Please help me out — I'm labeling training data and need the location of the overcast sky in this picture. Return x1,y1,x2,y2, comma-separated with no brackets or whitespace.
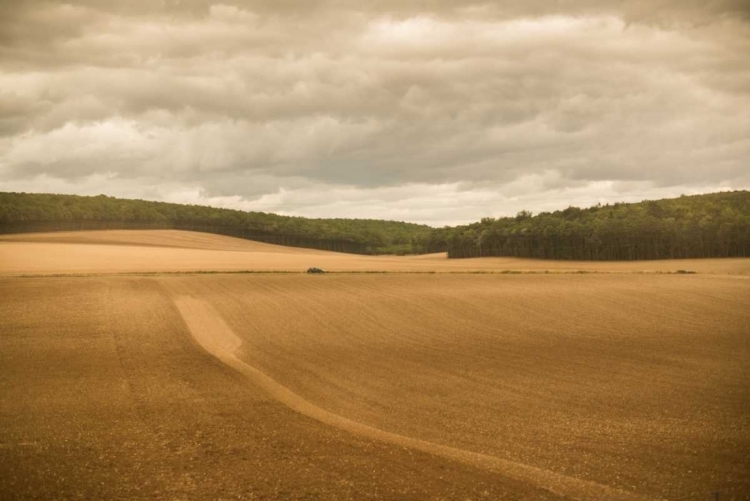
1,1,748,225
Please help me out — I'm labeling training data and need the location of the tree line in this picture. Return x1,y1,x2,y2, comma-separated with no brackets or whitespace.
433,191,750,260
1,190,748,260
0,192,432,255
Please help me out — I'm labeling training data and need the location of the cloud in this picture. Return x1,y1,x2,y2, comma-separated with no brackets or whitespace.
0,1,748,224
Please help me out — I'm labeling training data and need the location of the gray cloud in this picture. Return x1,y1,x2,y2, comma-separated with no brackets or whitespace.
0,1,748,224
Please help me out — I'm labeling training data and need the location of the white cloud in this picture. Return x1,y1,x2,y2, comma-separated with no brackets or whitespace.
0,2,748,224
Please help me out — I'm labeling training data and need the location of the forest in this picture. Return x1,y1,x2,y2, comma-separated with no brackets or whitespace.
0,192,431,255
435,191,750,260
1,190,749,260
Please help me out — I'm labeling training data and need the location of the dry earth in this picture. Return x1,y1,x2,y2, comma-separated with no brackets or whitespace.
1,230,749,500
2,230,749,275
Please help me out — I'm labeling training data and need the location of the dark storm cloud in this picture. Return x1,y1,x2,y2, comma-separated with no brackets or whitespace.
0,0,748,224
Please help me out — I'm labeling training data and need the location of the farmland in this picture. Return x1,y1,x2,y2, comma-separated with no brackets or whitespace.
1,230,749,500
2,230,750,276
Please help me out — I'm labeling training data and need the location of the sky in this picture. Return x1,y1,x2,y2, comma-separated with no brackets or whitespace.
1,1,748,226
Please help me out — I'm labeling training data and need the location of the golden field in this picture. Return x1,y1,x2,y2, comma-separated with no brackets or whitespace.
1,230,748,500
2,230,750,275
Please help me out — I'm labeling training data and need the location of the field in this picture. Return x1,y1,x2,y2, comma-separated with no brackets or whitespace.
1,230,749,500
3,230,750,276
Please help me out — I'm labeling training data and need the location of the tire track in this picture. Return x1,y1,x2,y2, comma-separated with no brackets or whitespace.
174,296,659,501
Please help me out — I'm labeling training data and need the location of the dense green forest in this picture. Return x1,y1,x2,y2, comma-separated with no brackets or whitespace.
0,192,432,255
1,191,749,259
435,191,750,260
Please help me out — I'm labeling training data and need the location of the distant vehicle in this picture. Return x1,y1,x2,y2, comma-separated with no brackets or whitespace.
307,267,325,274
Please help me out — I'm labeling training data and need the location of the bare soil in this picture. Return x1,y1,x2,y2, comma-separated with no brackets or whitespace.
1,230,749,500
0,277,560,501
2,229,749,275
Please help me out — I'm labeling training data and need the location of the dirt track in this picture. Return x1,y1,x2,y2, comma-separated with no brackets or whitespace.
165,273,750,501
1,230,749,500
176,295,654,501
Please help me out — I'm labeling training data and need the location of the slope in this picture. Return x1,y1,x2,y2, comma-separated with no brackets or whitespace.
1,229,750,276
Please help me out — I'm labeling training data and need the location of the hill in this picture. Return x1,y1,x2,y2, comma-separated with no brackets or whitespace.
1,191,749,259
3,229,749,276
433,191,750,260
0,192,432,255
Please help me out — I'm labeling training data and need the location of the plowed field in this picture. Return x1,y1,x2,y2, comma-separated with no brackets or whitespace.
1,230,748,500
2,230,749,275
